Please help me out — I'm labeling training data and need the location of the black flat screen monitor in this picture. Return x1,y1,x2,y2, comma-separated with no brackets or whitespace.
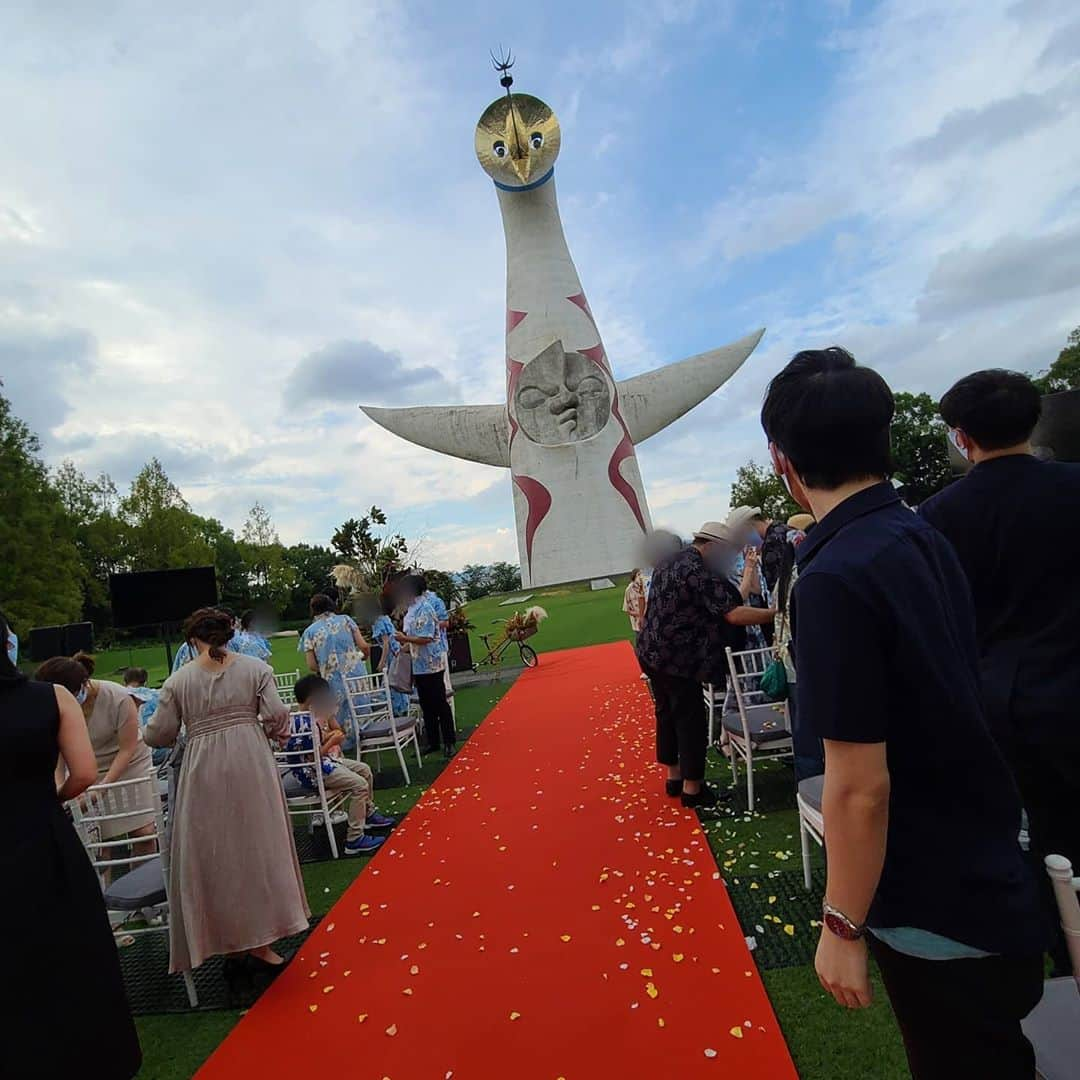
109,567,218,629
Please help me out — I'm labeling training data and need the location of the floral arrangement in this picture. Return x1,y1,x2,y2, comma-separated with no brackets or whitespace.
447,606,474,633
504,605,549,637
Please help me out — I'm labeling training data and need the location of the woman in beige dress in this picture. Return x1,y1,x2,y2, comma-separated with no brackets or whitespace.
36,652,156,846
145,607,310,978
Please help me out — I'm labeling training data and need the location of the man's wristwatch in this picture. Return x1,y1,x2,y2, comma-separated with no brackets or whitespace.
822,901,865,941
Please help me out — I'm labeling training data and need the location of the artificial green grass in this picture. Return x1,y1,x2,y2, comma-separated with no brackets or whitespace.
763,963,910,1079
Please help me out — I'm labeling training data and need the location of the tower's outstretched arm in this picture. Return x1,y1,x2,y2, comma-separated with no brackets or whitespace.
360,403,510,467
360,328,764,465
617,328,765,445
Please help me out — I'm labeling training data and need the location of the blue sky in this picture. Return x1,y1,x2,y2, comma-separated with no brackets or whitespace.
2,1,1078,568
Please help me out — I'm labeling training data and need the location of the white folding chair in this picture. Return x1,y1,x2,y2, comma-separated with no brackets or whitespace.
796,774,825,890
69,770,198,1006
723,645,793,812
345,671,423,786
274,669,300,707
1021,855,1080,1079
275,711,349,859
702,682,726,747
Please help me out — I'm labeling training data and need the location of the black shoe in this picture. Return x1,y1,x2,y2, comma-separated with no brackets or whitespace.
665,779,683,798
443,744,457,760
425,745,441,755
681,785,731,810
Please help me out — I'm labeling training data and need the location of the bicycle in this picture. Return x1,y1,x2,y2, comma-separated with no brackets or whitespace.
472,618,539,670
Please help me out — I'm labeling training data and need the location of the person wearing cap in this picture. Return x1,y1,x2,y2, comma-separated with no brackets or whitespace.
636,521,777,811
725,505,774,649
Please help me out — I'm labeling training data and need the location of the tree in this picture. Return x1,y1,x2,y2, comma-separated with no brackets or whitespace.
488,561,522,594
421,568,462,608
241,502,279,547
458,563,492,601
52,459,127,628
890,391,952,505
238,502,293,611
1033,327,1080,393
118,458,216,571
0,386,84,630
729,461,800,522
331,506,410,593
282,544,338,619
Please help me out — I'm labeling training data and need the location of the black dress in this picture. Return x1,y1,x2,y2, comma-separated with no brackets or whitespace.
0,678,142,1080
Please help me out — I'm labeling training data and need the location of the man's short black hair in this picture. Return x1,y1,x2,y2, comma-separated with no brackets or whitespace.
939,369,1042,451
761,346,894,490
294,673,330,704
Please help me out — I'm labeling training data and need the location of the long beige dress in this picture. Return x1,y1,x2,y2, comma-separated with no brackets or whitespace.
145,654,311,972
85,679,156,839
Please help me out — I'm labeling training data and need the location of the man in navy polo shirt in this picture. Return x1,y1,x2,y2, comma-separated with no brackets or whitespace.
761,347,1045,1079
919,370,1080,974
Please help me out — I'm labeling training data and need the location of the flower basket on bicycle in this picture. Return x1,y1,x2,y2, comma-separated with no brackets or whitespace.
474,606,548,671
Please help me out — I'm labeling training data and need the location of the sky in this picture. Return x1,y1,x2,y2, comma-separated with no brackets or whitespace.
2,0,1078,570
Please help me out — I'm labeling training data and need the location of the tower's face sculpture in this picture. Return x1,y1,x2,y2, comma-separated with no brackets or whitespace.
513,341,612,446
475,93,561,188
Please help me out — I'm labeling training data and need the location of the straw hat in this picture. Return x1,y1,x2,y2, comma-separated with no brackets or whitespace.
691,521,735,544
787,513,815,531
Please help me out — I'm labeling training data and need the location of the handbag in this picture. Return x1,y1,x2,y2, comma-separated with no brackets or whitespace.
760,657,789,702
388,648,413,695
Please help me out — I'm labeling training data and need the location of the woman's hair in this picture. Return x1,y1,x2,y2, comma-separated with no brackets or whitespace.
310,593,336,617
630,568,640,581
240,609,255,630
0,611,23,685
182,607,235,662
400,575,424,600
123,666,148,686
380,591,396,617
34,656,88,694
72,651,96,678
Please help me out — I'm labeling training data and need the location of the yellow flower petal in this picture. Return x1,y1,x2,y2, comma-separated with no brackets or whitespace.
729,1026,743,1039
322,985,334,994
357,1014,367,1023
308,1005,318,1013
560,934,572,942
645,982,659,999
509,1011,521,1021
402,988,413,996
616,938,625,947
658,1017,666,1028
410,965,419,975
783,924,795,936
672,953,684,963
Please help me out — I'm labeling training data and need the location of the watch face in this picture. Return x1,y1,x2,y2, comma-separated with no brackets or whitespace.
823,910,861,941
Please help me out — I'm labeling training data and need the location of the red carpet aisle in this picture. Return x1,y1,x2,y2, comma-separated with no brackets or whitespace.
198,643,796,1079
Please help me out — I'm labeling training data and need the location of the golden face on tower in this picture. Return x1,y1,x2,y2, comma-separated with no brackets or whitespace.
475,94,561,188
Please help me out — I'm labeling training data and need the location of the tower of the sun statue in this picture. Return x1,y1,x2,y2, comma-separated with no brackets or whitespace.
361,56,764,587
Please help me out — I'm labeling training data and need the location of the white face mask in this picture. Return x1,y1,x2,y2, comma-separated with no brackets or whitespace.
75,685,89,705
948,428,970,462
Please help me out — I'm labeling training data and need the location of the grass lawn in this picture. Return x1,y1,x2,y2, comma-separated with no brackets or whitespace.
109,581,907,1079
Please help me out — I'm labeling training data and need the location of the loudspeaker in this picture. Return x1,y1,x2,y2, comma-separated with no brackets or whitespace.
28,625,64,662
109,567,218,629
448,632,473,673
64,622,94,654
